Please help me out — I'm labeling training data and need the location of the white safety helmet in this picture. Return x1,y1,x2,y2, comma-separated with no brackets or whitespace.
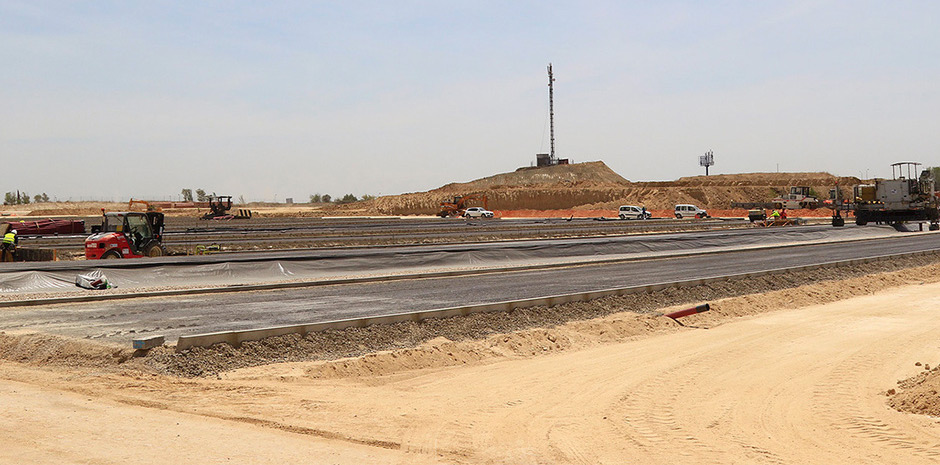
10,230,15,234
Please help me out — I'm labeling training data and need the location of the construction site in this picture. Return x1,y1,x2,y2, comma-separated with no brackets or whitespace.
1,155,940,464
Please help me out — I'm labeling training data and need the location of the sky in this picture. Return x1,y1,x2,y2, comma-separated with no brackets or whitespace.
2,1,939,202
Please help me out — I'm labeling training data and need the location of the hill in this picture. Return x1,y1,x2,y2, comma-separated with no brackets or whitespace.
337,162,858,216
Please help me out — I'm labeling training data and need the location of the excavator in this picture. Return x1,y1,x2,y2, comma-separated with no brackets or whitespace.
438,194,488,217
128,199,161,212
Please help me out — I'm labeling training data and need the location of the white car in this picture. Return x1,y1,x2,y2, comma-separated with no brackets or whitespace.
464,207,494,218
619,205,651,220
674,204,709,219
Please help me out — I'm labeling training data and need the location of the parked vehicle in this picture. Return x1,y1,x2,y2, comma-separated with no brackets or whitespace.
619,205,651,220
85,212,166,259
674,204,709,219
463,207,494,218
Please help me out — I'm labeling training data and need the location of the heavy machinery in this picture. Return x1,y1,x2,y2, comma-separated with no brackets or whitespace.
438,194,488,218
85,211,167,259
201,196,252,220
851,162,939,229
731,186,819,210
128,199,161,212
771,186,818,210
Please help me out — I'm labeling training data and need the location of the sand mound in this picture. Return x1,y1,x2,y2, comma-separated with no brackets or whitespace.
436,161,630,191
0,332,134,368
667,172,857,187
887,364,940,416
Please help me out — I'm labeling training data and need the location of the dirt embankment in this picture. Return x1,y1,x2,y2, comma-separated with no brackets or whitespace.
329,162,860,216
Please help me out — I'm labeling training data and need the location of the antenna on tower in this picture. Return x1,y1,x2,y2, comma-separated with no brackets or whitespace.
534,63,569,167
699,150,715,176
548,63,555,163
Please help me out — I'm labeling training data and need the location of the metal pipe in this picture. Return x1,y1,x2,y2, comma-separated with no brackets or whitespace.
664,303,710,320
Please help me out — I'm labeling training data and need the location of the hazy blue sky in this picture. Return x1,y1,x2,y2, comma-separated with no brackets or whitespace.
2,1,938,201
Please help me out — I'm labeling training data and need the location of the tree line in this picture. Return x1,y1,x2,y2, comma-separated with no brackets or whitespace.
309,193,375,204
4,191,50,205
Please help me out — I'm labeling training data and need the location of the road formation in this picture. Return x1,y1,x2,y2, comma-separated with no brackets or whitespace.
2,226,938,345
18,215,756,254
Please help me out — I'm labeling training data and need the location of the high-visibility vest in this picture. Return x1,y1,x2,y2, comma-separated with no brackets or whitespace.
2,232,14,245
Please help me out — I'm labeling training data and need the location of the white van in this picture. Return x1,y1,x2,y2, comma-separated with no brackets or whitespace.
674,204,709,219
619,205,651,220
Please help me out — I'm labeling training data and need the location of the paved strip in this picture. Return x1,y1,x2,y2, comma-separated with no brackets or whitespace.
0,225,907,295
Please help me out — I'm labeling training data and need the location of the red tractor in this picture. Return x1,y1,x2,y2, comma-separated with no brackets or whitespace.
85,212,167,259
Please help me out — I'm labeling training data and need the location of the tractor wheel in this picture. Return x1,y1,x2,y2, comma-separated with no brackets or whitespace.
146,244,164,257
101,250,122,259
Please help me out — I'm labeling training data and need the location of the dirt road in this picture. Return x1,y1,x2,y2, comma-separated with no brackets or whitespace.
2,280,940,463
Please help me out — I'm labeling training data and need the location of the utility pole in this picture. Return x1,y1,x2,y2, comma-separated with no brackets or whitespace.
548,63,555,163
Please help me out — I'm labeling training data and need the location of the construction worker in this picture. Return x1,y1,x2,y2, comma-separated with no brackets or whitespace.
780,208,788,219
770,209,781,219
2,229,17,262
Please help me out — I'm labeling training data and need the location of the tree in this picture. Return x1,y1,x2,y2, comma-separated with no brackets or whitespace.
309,194,322,203
181,189,193,202
238,195,246,205
41,193,49,202
21,192,30,204
195,189,208,202
3,192,13,205
33,194,42,203
337,194,358,204
321,194,331,203
360,194,375,201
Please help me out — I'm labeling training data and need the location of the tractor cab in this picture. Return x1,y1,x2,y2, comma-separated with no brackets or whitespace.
202,195,235,219
85,212,166,259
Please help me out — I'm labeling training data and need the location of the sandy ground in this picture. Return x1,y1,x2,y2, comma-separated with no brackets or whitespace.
3,276,940,463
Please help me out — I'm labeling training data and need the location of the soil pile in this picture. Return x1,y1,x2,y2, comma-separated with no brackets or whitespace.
330,162,860,216
887,363,940,416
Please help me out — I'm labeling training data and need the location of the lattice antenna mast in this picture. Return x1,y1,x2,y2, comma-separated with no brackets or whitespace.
548,63,555,162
